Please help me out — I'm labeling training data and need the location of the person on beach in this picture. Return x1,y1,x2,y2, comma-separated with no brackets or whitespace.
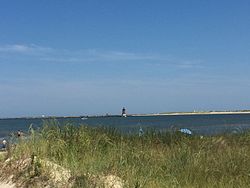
17,130,23,137
139,127,144,137
2,139,7,149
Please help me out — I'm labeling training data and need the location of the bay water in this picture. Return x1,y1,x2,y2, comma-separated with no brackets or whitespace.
1,114,250,138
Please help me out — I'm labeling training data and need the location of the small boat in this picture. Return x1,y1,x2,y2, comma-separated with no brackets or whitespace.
81,117,88,120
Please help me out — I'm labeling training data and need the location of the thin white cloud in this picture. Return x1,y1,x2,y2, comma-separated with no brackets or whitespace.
0,43,203,69
177,60,204,69
41,50,166,63
0,44,30,52
0,44,53,54
96,51,160,61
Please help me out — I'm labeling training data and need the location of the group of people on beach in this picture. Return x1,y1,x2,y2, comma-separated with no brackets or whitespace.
1,130,24,150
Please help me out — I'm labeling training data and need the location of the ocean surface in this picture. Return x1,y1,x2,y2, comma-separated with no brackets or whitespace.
1,114,250,138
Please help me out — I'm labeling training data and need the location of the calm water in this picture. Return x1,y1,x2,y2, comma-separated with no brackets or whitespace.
1,114,250,138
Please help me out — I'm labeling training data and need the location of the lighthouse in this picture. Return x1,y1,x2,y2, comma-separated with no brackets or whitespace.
122,107,127,117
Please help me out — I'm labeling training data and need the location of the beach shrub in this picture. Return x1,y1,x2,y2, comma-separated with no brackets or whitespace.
5,120,250,188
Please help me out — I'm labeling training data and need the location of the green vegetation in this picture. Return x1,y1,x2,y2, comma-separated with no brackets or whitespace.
1,120,250,187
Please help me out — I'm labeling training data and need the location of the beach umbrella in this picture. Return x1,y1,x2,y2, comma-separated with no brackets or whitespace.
179,128,192,135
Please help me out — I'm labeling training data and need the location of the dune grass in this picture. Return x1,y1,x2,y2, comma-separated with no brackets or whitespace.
5,120,250,187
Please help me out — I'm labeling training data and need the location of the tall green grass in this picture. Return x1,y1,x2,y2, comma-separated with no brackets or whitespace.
7,120,250,187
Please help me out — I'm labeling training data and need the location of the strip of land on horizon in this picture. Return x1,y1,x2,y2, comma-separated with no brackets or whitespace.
131,110,250,116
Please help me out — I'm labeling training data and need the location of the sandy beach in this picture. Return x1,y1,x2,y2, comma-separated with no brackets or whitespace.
131,111,250,116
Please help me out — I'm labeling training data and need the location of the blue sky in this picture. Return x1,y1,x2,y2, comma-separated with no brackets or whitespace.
0,0,250,117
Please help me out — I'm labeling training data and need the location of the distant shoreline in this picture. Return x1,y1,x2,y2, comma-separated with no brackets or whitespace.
131,111,250,116
1,111,250,120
